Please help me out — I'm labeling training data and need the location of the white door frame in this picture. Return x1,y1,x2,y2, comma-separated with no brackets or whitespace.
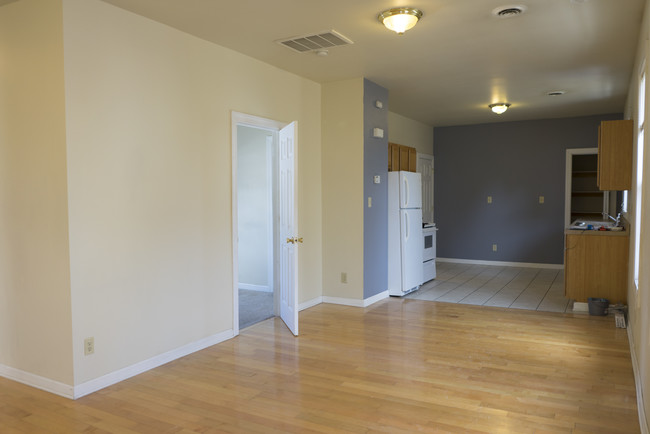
417,153,434,224
231,112,286,336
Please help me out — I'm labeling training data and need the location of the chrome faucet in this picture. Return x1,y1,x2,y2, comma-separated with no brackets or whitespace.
603,212,621,227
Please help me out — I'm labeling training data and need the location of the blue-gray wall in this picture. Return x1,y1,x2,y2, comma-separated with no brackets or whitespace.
434,113,622,265
363,79,389,298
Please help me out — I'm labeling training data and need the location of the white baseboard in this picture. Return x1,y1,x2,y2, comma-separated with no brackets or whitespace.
362,290,389,307
0,364,74,399
73,329,234,399
437,257,563,269
239,283,272,292
322,290,389,308
628,326,649,434
299,296,322,311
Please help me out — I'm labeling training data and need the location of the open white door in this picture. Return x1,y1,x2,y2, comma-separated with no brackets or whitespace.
279,122,299,336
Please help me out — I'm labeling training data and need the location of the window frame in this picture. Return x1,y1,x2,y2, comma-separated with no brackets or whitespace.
634,60,646,290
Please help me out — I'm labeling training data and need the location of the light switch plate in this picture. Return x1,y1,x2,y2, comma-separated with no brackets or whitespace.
373,128,384,138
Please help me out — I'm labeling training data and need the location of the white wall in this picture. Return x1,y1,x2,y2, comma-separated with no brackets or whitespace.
0,0,74,385
388,111,434,155
625,0,650,429
62,0,322,385
321,79,364,300
237,126,272,289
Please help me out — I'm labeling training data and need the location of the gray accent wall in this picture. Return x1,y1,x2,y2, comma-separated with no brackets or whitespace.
363,79,389,298
434,113,622,265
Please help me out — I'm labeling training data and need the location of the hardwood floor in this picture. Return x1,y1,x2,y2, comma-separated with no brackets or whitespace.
0,300,640,433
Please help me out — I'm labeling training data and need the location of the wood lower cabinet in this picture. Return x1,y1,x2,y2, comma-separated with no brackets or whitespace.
388,142,416,172
564,232,629,303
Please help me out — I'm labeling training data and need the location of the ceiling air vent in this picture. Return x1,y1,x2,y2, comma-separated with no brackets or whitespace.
492,5,527,18
276,30,353,54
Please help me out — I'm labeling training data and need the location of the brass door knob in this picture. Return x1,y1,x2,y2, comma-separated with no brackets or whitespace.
286,238,295,244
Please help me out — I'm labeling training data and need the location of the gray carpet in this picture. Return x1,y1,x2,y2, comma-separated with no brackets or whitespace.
239,288,274,329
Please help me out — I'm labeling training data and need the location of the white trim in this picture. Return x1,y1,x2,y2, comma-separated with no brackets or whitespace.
0,365,74,399
323,290,389,308
322,296,366,307
239,283,272,293
299,296,322,311
363,290,389,306
627,326,649,434
436,257,563,269
416,152,434,224
73,329,234,399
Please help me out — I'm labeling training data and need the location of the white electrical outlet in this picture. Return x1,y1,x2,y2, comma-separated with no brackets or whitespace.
492,244,498,252
341,272,347,284
84,337,94,356
368,197,372,208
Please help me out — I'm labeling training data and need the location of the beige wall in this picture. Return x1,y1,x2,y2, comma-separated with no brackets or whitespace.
625,0,650,428
62,0,322,384
0,0,74,384
321,79,364,299
388,111,434,155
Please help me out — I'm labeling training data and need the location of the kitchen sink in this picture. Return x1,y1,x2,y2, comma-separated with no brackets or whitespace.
569,220,617,230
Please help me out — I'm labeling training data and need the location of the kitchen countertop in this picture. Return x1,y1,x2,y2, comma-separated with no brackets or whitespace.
564,228,629,237
566,217,630,237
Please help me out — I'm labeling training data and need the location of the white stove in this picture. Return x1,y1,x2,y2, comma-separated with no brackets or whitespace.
422,224,437,282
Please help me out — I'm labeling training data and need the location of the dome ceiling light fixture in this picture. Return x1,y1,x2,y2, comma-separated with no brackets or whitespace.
489,103,511,114
378,7,423,35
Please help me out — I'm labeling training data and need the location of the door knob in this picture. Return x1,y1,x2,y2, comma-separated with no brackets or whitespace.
295,237,303,244
286,238,295,244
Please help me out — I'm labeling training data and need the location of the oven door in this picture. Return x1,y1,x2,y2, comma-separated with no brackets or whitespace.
422,229,436,262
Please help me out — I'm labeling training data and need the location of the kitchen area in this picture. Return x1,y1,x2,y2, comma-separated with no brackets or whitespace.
564,119,633,311
392,116,634,317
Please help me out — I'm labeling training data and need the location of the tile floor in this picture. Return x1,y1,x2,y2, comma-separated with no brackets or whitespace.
406,261,574,313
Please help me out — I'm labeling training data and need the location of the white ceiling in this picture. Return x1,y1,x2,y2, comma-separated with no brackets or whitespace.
100,0,645,127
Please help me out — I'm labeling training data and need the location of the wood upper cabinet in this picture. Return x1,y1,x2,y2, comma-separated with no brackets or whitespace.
597,120,633,190
564,232,629,303
388,142,416,172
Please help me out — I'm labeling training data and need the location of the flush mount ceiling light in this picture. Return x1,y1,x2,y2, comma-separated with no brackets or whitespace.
489,103,511,114
378,7,423,34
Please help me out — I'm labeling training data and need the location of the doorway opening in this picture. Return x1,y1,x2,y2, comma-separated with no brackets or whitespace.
231,112,299,336
564,148,610,228
236,125,277,329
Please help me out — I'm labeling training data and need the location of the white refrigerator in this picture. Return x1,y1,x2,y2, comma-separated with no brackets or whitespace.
388,171,424,296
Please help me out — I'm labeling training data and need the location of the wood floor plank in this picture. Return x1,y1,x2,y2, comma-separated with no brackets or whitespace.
0,300,640,433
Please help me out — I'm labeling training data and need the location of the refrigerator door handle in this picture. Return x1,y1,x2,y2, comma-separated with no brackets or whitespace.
403,176,409,208
404,211,409,241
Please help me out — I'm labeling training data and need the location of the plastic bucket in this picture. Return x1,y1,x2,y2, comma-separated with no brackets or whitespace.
588,297,609,316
